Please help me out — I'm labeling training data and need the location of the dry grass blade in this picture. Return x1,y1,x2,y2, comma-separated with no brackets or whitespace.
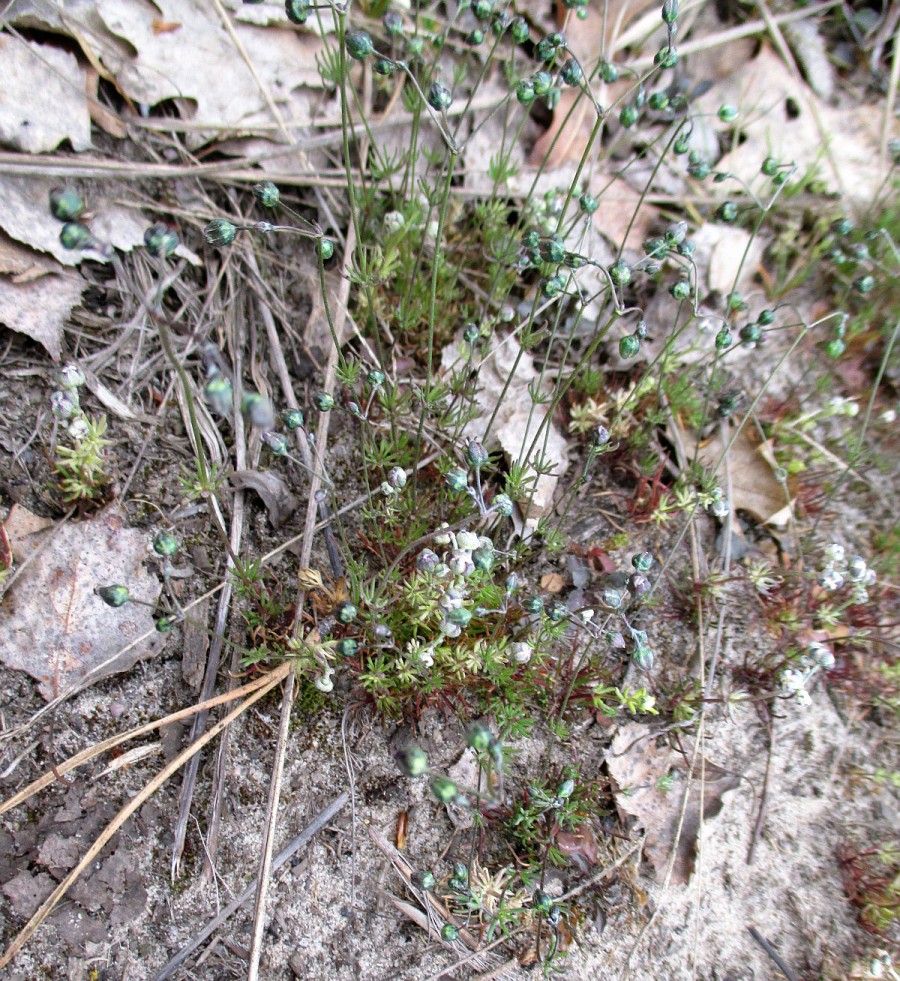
0,666,288,970
0,663,290,818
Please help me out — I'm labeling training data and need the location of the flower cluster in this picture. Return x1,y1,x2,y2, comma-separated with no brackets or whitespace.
817,543,877,604
420,526,497,640
777,641,835,707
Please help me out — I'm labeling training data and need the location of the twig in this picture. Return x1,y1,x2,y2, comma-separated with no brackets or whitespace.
748,926,799,981
244,216,355,980
150,792,348,981
747,707,774,865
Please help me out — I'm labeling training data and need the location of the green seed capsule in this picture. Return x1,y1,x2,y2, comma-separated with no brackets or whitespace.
204,376,233,416
314,392,335,411
632,551,653,572
412,870,436,891
772,171,789,186
285,0,309,24
445,468,469,492
316,238,334,260
533,890,552,914
853,274,875,294
535,37,556,62
397,744,428,777
511,17,529,43
282,408,304,430
760,157,779,176
492,493,513,516
673,135,689,155
655,46,678,68
446,607,472,627
516,80,535,105
541,274,566,298
825,338,845,358
144,222,180,258
600,61,618,83
715,327,733,351
467,28,484,45
739,323,762,346
561,58,583,86
619,105,639,128
579,193,598,214
466,721,493,752
716,201,738,222
441,924,460,942
60,222,92,250
831,217,853,237
609,259,632,286
427,82,452,111
757,309,775,326
155,615,178,633
523,595,544,614
373,57,395,76
383,10,404,35
430,776,458,803
338,638,358,657
717,104,738,123
473,0,492,19
345,30,374,60
531,71,552,97
539,235,566,263
632,644,654,670
153,531,179,557
253,181,280,208
465,439,489,469
619,334,641,359
648,92,669,111
96,584,130,608
337,602,357,624
204,219,237,247
49,187,85,222
670,279,691,301
662,0,678,24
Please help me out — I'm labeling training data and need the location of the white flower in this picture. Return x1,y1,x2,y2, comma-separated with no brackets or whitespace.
794,689,812,708
67,416,90,440
778,668,804,694
710,499,730,518
59,363,86,389
456,531,479,552
847,556,868,581
818,567,844,591
434,523,453,546
808,642,834,669
511,641,533,664
383,211,405,234
824,543,845,565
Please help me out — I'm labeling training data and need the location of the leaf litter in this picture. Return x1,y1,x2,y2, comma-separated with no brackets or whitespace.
0,503,166,700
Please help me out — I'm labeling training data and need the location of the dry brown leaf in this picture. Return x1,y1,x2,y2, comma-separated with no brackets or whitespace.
441,332,569,532
692,424,794,527
0,267,84,360
3,504,55,559
693,223,765,297
230,469,298,528
541,572,565,593
529,0,658,169
698,45,896,208
84,64,128,139
0,35,91,153
33,0,325,148
0,175,148,267
0,504,166,701
607,723,740,884
0,232,60,284
590,175,655,253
